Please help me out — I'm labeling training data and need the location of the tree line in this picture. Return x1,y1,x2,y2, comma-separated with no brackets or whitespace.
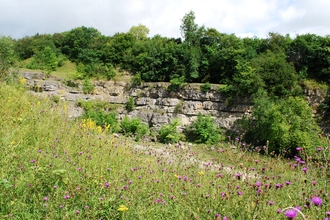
9,11,330,96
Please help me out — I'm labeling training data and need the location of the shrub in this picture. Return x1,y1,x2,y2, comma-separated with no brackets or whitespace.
104,64,116,80
131,72,143,87
81,109,120,133
200,82,211,92
167,76,186,91
158,119,182,143
126,97,135,112
121,115,149,141
185,114,221,144
242,91,326,156
82,78,94,94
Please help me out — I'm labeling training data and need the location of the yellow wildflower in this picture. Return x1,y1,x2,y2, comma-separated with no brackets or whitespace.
198,171,204,176
118,205,128,212
19,77,27,85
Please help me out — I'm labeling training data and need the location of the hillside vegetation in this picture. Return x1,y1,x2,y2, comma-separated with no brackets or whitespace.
0,81,329,219
0,9,330,219
1,10,330,154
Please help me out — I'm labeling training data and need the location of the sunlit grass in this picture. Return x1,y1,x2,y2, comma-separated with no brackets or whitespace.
51,60,77,79
0,82,329,219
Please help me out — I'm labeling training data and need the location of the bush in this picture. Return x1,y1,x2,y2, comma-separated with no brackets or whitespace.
131,72,143,87
242,91,325,156
126,97,135,112
82,78,94,94
121,115,149,141
200,82,211,92
158,119,182,143
185,114,221,144
167,76,186,91
81,109,120,133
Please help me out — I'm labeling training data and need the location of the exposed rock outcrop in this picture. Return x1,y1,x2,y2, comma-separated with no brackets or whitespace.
20,71,329,134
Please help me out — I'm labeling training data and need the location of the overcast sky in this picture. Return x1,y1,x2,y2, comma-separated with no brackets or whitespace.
1,0,330,39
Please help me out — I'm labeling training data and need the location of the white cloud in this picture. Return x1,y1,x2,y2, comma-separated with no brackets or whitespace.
0,0,330,39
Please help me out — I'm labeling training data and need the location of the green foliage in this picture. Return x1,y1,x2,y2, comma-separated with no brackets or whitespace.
251,50,301,98
82,78,94,94
180,10,205,47
42,46,58,75
23,46,60,76
62,26,101,63
81,109,120,133
200,82,211,92
120,115,149,141
167,76,186,91
242,91,325,156
131,72,143,87
128,24,150,41
0,35,16,81
125,97,135,112
14,33,56,60
104,63,116,80
185,114,221,144
157,119,182,143
220,59,265,97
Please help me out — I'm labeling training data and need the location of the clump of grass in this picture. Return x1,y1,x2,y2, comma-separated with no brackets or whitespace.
0,82,329,219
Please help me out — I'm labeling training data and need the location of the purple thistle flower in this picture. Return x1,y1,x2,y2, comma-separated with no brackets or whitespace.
44,197,48,201
276,183,283,189
238,191,242,196
302,167,308,173
284,209,297,219
105,182,109,188
286,181,291,185
317,147,322,151
311,197,322,206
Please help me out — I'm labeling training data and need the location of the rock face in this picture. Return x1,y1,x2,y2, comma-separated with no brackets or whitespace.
20,71,329,133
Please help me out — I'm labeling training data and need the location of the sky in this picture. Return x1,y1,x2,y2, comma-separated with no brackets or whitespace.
1,0,330,39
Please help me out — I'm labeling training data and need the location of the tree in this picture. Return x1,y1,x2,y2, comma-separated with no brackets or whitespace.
62,26,101,63
129,24,150,41
104,32,136,66
42,46,58,74
0,36,15,80
288,34,330,82
180,10,205,47
14,34,55,60
251,50,300,98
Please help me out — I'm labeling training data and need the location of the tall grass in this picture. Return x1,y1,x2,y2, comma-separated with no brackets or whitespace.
0,82,329,219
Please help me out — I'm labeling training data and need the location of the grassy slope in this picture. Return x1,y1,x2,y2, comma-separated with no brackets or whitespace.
0,82,329,219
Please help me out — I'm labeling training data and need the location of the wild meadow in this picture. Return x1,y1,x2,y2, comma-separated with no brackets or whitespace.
0,82,329,220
